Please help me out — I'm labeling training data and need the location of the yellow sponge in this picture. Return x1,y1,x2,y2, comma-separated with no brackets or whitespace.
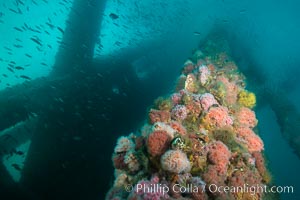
238,90,256,108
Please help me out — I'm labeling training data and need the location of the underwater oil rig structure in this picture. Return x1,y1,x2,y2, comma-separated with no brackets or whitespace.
0,0,299,200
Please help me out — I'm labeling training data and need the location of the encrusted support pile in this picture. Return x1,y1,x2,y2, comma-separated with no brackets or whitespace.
106,40,276,200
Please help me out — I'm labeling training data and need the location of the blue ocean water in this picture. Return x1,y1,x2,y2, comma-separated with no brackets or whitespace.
257,106,300,200
0,0,299,199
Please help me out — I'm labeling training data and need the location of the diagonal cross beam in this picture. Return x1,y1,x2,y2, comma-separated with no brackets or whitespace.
0,0,107,198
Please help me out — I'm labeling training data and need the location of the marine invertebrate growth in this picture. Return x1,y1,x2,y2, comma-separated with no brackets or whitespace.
124,151,140,173
171,105,188,121
208,141,231,166
169,121,187,136
200,93,219,111
182,60,195,75
147,130,171,157
204,141,231,186
236,127,264,153
107,41,270,200
185,74,198,93
114,136,135,153
216,75,240,105
161,150,191,173
171,92,182,105
152,122,176,139
238,90,256,108
235,107,258,128
148,109,171,124
198,65,210,86
154,97,172,111
202,106,233,129
128,175,169,200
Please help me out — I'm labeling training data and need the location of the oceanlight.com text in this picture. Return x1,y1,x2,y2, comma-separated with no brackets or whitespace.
125,183,294,196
